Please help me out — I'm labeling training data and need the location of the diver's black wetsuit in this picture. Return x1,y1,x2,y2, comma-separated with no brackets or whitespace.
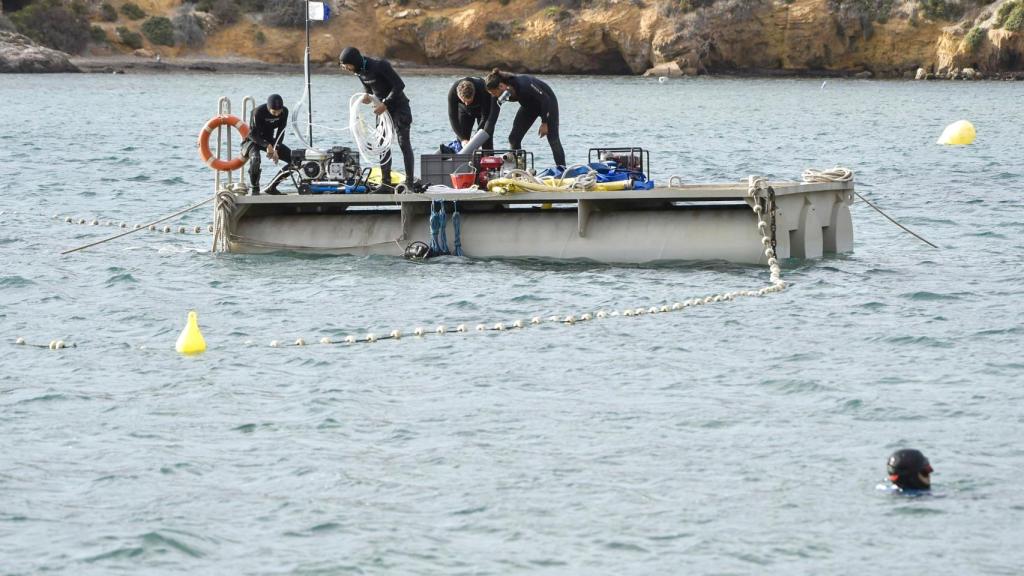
354,57,415,185
245,104,292,194
505,74,566,168
447,77,499,151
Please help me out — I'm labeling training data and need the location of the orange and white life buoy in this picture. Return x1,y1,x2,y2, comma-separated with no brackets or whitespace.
197,115,250,171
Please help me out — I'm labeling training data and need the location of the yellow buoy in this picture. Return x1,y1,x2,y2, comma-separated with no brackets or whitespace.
937,120,976,145
175,310,207,355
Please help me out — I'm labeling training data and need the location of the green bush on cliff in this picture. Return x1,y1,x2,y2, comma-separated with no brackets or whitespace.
116,25,143,49
99,2,118,22
120,2,147,20
142,16,175,46
211,0,241,24
10,0,91,54
995,0,1024,31
963,25,985,52
264,0,306,27
90,25,108,43
918,0,963,21
172,10,206,47
0,14,17,32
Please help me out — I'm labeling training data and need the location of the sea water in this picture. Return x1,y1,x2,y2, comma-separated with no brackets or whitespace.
0,73,1022,574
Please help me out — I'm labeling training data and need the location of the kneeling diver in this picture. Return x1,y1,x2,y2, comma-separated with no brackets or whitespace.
242,94,294,195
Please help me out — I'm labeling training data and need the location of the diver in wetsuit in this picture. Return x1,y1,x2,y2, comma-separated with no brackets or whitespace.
447,77,500,152
484,68,566,169
339,47,416,191
887,448,933,491
243,94,292,195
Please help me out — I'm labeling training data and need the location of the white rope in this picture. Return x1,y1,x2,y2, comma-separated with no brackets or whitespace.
348,93,395,166
801,166,853,183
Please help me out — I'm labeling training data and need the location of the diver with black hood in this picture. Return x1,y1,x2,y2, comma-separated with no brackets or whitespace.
339,46,417,192
242,94,292,195
885,448,934,492
484,68,566,169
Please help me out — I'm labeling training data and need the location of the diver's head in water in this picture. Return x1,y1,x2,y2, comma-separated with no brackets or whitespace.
887,449,933,490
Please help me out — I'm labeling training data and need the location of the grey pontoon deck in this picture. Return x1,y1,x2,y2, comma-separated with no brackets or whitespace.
221,180,854,264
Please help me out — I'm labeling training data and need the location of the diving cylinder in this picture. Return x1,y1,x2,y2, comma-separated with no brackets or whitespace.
461,129,491,156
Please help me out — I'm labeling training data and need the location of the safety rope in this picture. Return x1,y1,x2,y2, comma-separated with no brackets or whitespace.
428,200,449,256
452,201,463,256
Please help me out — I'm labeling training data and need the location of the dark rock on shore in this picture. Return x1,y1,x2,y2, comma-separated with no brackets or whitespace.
0,31,79,73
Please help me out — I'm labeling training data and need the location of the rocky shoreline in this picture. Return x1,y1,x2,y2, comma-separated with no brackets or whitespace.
0,31,79,73
61,54,1024,81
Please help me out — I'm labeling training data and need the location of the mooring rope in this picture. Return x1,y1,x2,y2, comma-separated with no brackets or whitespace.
212,189,237,253
58,215,212,235
802,166,937,249
60,197,215,255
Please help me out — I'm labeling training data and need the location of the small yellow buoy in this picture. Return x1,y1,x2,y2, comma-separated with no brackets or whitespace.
175,310,207,355
937,120,976,145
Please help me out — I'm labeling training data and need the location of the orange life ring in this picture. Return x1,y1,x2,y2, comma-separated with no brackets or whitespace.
197,115,251,171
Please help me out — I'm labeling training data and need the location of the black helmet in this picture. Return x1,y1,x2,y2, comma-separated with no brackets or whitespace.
887,449,933,490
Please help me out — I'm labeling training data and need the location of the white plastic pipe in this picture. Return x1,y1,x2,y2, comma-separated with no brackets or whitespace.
461,129,491,156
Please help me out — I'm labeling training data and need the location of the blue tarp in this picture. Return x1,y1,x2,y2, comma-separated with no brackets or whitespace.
537,162,654,190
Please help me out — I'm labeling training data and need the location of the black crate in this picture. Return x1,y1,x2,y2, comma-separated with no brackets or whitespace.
420,153,474,187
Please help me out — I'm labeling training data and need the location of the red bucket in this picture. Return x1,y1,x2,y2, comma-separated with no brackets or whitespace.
450,172,476,189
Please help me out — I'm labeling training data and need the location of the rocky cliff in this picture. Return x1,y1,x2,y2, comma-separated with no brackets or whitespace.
0,31,79,73
66,0,1024,77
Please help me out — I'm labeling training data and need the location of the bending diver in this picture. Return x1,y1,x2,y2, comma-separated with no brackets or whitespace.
484,68,566,169
447,77,500,152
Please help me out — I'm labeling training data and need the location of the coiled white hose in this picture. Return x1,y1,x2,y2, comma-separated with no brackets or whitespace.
348,93,395,166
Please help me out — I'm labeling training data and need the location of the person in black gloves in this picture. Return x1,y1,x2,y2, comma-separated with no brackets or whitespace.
242,94,292,195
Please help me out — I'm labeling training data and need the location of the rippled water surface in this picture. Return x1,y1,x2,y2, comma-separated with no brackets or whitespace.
1,73,1023,574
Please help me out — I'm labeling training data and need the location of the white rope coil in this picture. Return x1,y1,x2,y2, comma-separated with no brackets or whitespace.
802,167,853,183
348,93,395,166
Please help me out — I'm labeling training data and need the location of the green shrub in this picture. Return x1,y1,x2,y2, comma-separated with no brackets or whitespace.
142,16,175,46
0,14,16,32
963,25,985,52
99,2,118,21
263,0,305,27
90,24,108,43
211,0,241,24
237,0,266,12
254,29,266,44
10,0,91,54
120,2,147,20
117,25,143,49
995,0,1024,31
172,11,206,47
918,0,962,21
